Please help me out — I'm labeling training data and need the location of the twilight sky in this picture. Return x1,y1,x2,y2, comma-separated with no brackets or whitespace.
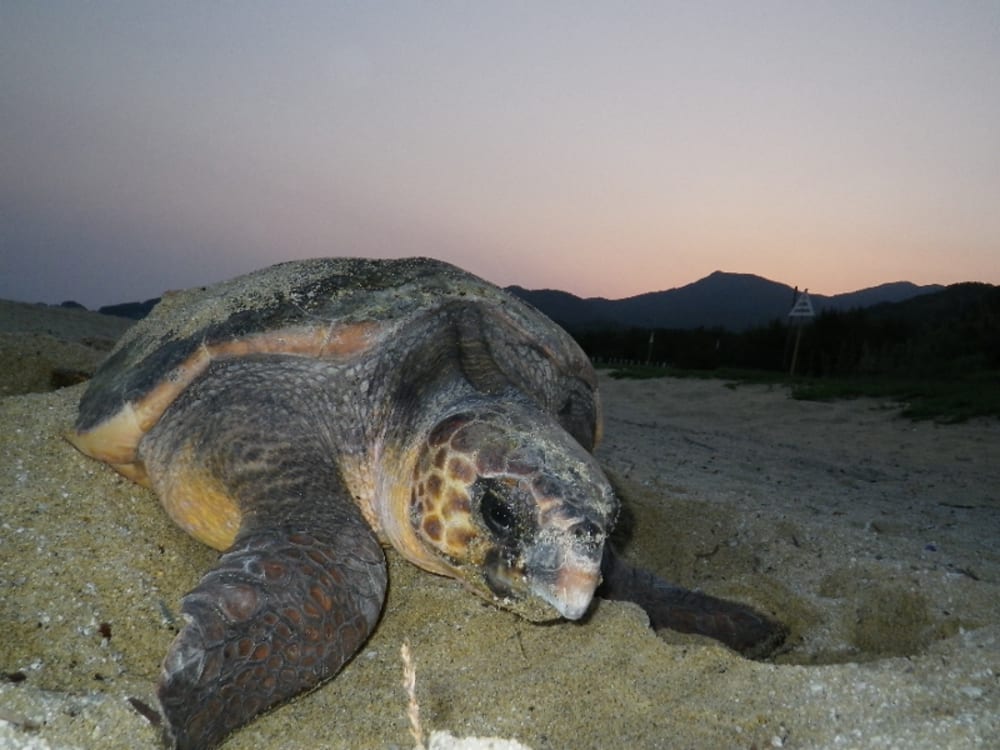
3,2,999,309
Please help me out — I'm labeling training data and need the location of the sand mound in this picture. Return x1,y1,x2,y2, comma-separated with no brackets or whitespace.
0,301,133,397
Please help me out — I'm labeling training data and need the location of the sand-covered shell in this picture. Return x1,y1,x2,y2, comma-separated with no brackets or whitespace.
68,257,595,482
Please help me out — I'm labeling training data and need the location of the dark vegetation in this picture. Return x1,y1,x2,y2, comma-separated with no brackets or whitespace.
572,283,1000,422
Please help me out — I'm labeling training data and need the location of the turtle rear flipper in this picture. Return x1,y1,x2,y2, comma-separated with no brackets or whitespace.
598,546,787,659
158,524,386,750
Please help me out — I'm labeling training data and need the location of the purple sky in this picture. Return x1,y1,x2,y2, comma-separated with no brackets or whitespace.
3,2,999,309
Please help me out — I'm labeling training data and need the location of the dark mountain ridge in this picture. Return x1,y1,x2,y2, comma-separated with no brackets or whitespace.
80,271,951,330
508,271,945,332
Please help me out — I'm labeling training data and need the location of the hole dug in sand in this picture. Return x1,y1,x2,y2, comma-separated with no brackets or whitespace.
811,568,966,664
607,470,971,667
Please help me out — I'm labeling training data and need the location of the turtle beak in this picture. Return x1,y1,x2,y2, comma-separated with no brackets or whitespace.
526,541,603,620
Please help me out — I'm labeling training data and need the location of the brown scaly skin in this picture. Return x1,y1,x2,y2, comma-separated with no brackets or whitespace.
404,400,614,622
156,528,384,748
139,357,389,749
67,258,786,749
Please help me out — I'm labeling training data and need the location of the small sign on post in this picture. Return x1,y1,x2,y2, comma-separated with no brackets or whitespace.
788,290,815,376
788,291,815,319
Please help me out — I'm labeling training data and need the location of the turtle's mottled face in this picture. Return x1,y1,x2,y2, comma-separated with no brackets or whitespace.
408,407,618,622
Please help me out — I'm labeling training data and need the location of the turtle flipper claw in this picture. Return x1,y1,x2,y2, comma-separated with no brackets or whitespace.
158,529,386,750
598,546,787,659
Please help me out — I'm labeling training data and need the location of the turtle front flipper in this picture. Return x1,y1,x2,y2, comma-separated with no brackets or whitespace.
157,523,386,750
598,546,787,659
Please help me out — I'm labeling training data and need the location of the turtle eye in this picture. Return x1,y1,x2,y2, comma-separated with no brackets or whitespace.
481,490,516,538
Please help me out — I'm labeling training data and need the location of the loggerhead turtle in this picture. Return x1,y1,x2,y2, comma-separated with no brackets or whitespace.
67,257,784,749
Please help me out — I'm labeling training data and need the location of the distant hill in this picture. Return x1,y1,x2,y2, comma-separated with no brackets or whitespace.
864,281,996,323
98,298,161,320
820,281,943,312
508,271,944,331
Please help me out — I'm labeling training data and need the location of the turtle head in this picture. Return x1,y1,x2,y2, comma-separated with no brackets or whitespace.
400,403,618,622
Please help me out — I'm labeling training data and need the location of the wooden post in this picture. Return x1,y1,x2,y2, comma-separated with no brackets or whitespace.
787,287,813,376
789,322,803,377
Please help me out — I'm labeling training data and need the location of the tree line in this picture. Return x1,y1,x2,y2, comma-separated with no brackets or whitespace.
572,283,1000,379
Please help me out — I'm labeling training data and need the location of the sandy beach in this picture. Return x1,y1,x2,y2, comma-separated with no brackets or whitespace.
1,301,998,749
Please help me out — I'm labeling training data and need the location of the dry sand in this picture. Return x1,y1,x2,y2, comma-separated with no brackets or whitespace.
1,302,998,749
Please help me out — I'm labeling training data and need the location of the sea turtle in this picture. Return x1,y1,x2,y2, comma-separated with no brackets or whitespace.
67,257,784,749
